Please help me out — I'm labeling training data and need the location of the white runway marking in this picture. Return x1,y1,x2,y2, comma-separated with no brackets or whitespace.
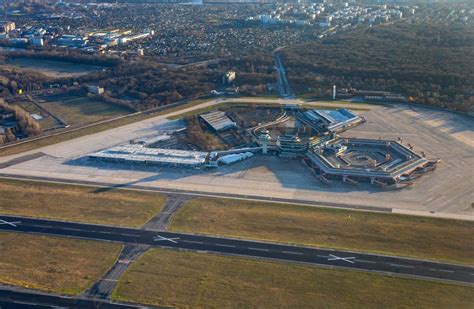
327,254,356,264
283,251,303,255
181,240,204,244
0,219,21,227
120,233,141,237
153,235,179,243
429,268,454,273
248,247,270,252
215,244,236,248
60,227,82,232
357,260,376,264
390,264,414,269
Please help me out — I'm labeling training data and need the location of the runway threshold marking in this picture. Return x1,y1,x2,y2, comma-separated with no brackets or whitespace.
153,235,179,244
327,254,356,264
0,219,21,227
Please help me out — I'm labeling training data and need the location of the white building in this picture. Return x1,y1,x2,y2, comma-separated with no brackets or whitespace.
87,85,104,95
89,145,208,168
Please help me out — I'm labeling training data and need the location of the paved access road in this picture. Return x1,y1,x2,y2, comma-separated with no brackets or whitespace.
84,244,149,300
1,216,473,285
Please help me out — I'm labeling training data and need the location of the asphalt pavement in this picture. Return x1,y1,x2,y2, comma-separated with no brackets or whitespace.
1,215,473,285
84,244,149,299
0,287,154,308
142,195,188,231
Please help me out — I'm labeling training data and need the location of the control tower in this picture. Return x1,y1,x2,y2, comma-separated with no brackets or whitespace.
258,129,271,155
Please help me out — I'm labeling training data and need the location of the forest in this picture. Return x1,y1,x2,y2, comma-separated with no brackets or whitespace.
281,21,474,111
75,54,277,110
212,55,276,96
76,61,220,111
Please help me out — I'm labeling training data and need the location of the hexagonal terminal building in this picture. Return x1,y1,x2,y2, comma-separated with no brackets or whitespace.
306,138,431,187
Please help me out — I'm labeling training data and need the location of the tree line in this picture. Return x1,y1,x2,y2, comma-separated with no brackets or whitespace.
0,99,42,144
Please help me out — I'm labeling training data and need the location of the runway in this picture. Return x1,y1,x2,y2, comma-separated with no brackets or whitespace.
0,287,154,308
1,215,473,285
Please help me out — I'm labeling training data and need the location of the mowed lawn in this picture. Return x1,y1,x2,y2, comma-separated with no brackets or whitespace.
0,232,122,294
112,248,474,309
170,198,474,265
0,179,166,227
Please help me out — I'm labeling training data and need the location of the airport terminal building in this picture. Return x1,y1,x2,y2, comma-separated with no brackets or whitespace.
89,144,208,168
88,107,435,188
305,138,430,186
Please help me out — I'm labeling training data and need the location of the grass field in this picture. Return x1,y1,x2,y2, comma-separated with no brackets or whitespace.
112,248,474,308
37,94,132,127
0,178,166,227
0,232,122,294
1,58,104,78
170,198,474,265
11,98,58,130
